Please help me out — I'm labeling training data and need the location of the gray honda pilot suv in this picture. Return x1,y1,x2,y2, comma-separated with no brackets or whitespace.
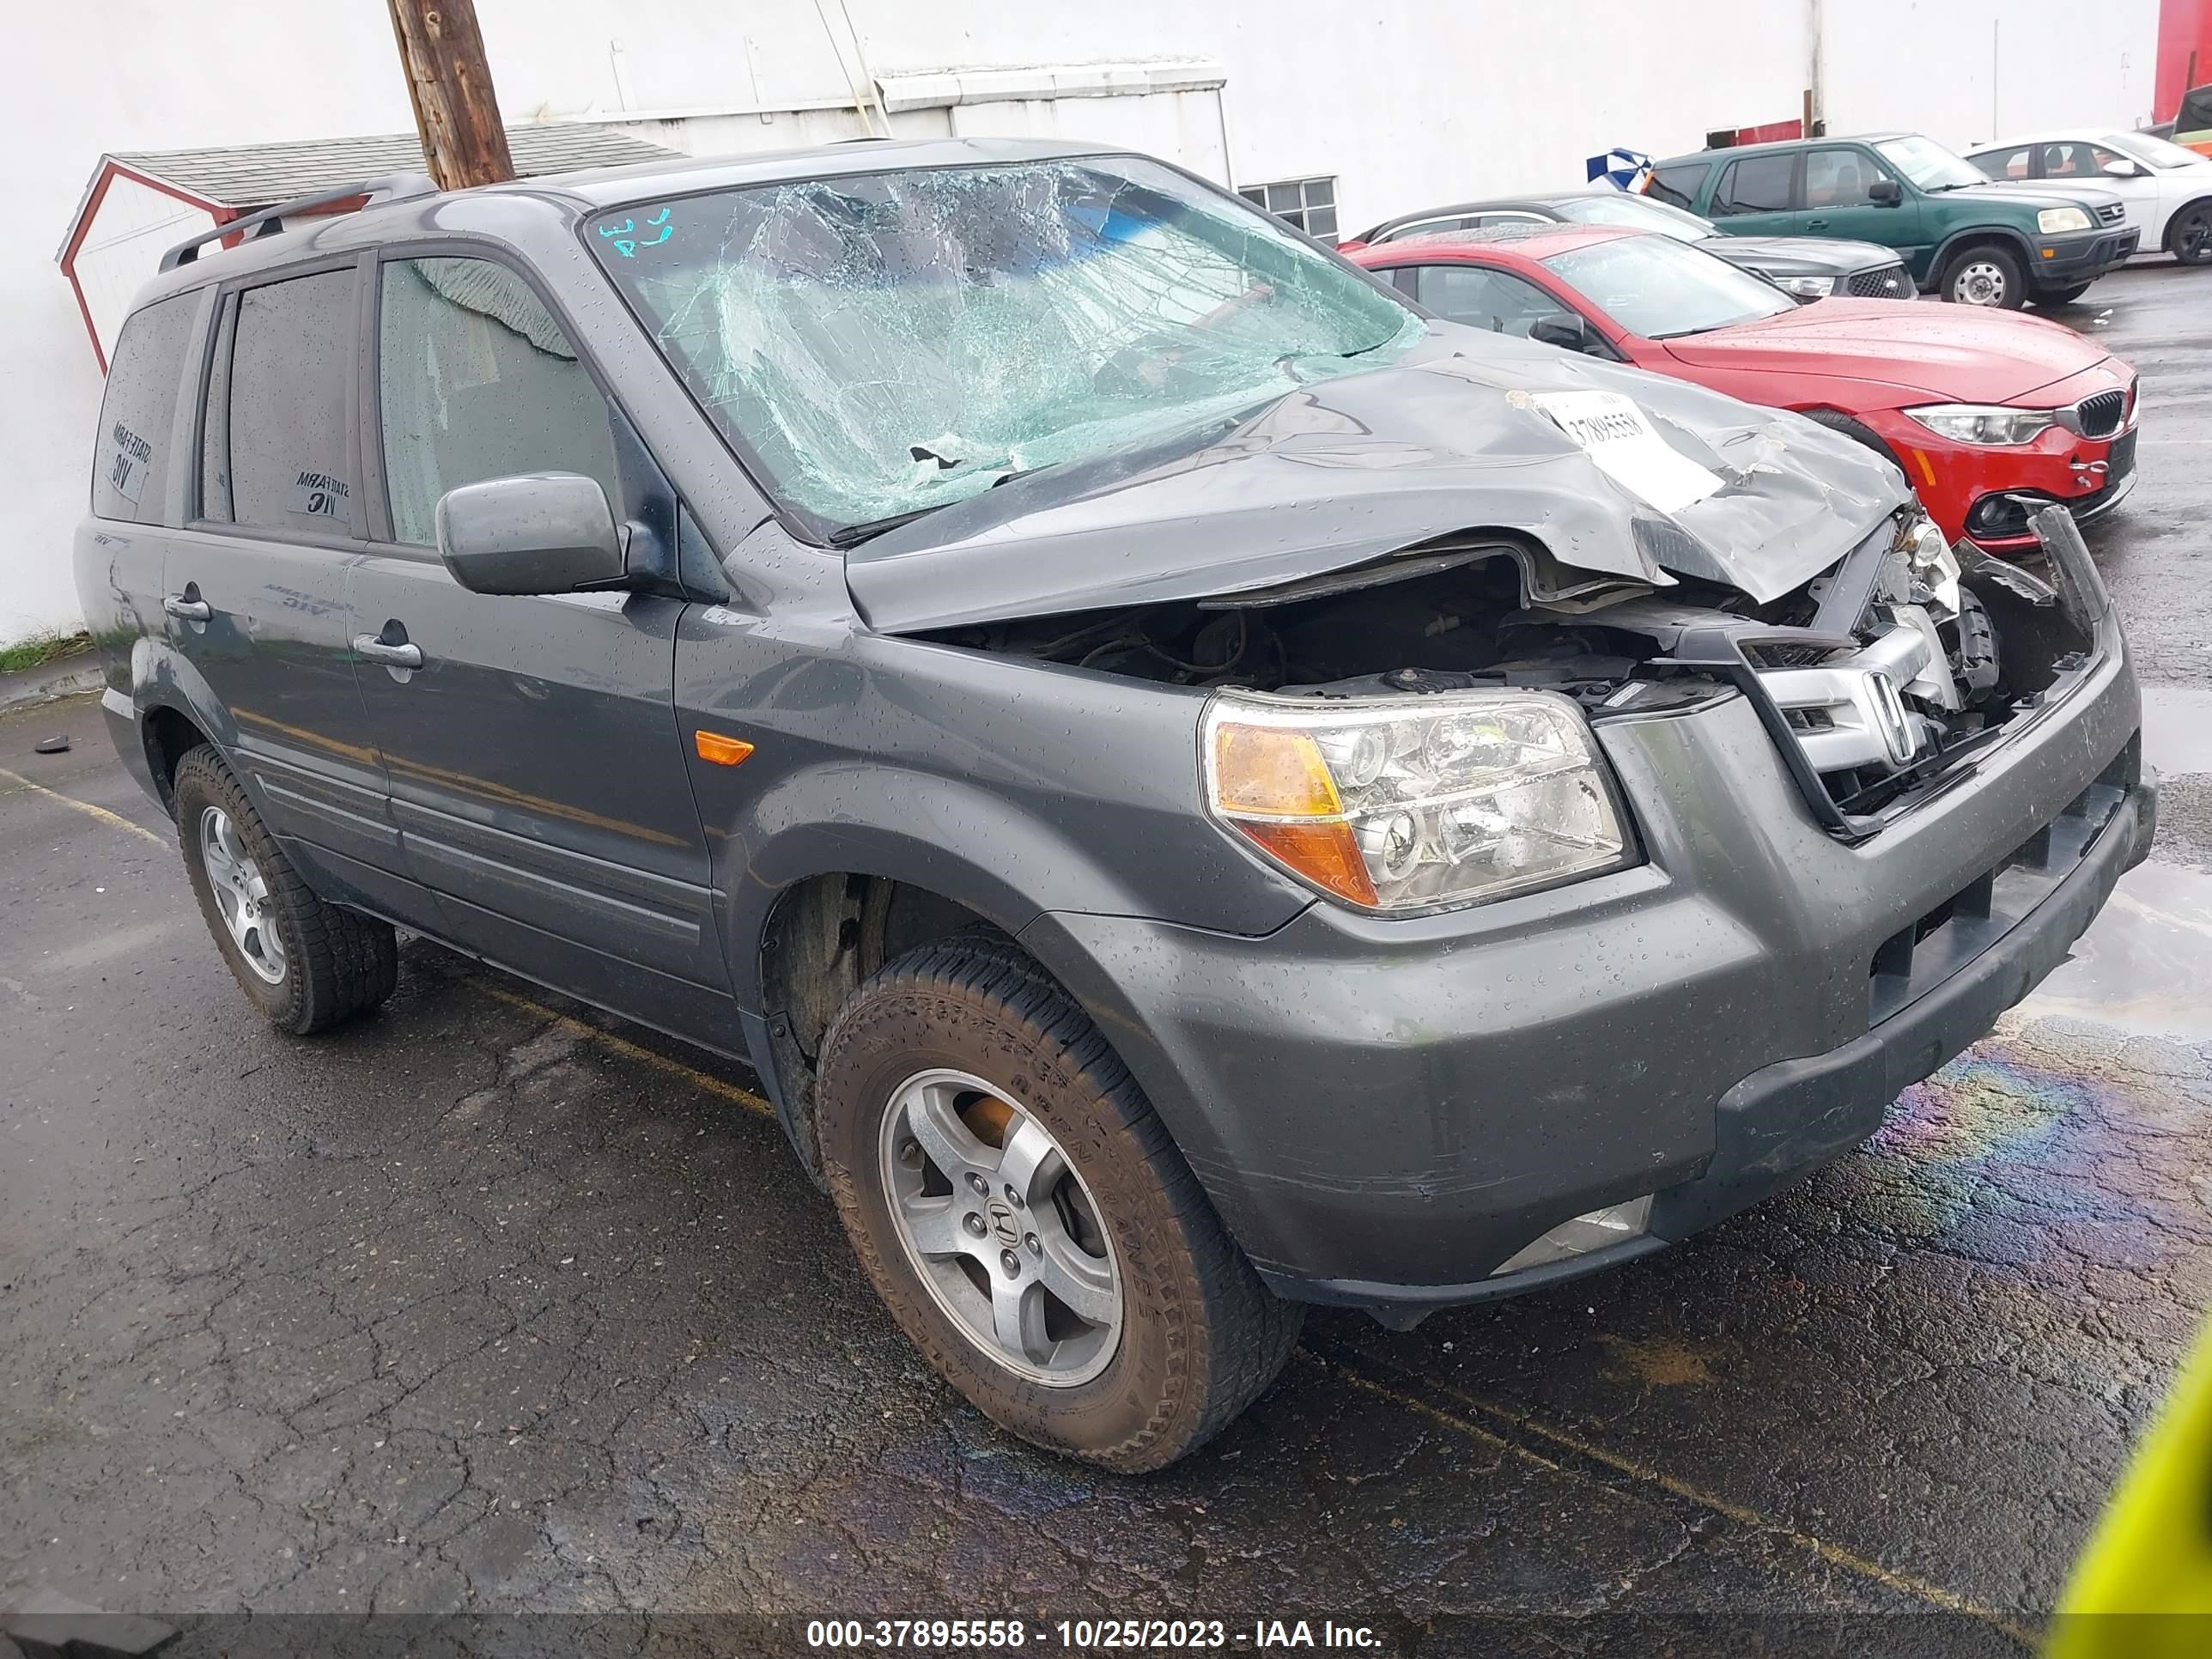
78,137,2154,1471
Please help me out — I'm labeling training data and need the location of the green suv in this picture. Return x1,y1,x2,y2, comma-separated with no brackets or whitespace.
1650,131,2138,307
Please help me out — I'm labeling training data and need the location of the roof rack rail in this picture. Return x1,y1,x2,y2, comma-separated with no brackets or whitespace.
158,173,441,272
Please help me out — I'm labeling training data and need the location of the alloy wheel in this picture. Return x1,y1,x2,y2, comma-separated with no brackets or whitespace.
878,1068,1122,1386
1949,259,2009,306
199,805,286,984
2176,208,2212,265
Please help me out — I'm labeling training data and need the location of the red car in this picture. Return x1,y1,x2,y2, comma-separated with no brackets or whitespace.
1347,223,2138,551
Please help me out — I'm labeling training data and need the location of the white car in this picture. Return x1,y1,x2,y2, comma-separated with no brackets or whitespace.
1964,127,2212,264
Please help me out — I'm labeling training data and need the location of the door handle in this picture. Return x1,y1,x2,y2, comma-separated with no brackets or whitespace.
352,635,424,670
1804,218,1829,231
164,594,211,622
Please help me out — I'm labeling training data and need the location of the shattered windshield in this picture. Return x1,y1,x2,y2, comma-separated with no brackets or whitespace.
588,155,1423,537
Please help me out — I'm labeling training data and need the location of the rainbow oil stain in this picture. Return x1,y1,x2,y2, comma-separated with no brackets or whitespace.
1849,1020,2212,1273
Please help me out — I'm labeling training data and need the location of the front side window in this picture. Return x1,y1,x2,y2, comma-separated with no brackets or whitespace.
2039,142,2103,179
376,257,623,547
1712,154,1795,216
204,269,357,532
1543,233,1794,339
93,294,198,524
1875,135,1987,191
1408,264,1571,337
589,156,1421,536
1803,149,1889,207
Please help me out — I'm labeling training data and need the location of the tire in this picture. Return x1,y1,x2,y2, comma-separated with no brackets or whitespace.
1800,408,1905,476
817,938,1303,1472
2033,282,2095,306
2167,201,2212,265
1938,243,2027,308
173,745,398,1035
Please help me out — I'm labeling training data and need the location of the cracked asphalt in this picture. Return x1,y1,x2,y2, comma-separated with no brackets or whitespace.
5,263,2212,1656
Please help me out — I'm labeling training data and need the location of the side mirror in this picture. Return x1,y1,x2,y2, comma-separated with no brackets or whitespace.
435,473,628,597
1869,178,1904,205
1530,313,1600,354
2100,158,2143,179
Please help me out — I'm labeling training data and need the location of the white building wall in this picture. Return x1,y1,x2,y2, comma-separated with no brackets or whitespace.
1822,0,2163,149
1,0,2164,646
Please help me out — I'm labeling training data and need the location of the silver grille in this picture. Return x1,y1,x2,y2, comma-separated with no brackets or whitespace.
2098,202,2126,225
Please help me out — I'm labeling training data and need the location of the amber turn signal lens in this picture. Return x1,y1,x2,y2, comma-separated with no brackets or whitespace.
1211,723,1342,817
1234,819,1378,908
694,730,755,767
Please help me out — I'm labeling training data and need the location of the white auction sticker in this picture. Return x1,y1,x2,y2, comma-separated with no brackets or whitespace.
1530,389,1723,514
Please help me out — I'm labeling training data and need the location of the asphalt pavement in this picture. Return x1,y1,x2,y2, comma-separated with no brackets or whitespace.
4,264,2211,1657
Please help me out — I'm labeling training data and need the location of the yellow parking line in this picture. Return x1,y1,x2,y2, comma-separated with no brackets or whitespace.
468,976,775,1117
1327,1359,2039,1646
0,767,168,849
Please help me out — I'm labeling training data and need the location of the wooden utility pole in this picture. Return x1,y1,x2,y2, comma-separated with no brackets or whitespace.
386,0,515,190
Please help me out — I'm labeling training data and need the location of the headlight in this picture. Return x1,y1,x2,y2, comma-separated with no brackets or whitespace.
1201,690,1631,911
1773,274,1835,298
1904,404,2058,446
2038,206,2094,234
1902,512,1963,618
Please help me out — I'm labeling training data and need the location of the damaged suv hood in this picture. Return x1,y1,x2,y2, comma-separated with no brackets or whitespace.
847,323,1911,634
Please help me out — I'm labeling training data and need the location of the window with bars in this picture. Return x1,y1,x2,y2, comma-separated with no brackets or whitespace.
1239,176,1338,241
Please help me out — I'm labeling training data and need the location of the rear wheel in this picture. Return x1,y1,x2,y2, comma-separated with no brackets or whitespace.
2167,202,2212,265
817,939,1302,1471
1940,244,2026,308
173,746,398,1034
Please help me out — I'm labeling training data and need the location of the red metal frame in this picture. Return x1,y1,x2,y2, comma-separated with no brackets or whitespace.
58,159,232,374
2160,0,2210,124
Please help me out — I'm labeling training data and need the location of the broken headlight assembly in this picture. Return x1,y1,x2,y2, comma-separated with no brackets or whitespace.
1200,690,1632,912
1903,404,2059,446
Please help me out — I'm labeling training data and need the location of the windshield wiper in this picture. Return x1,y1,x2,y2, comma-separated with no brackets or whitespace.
828,504,950,547
827,468,1042,547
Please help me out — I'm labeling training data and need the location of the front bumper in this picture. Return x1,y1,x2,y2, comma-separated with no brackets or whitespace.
1864,410,2138,550
2032,226,2141,284
1022,610,2148,1320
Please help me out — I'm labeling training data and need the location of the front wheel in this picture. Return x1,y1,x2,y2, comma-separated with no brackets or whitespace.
173,746,398,1034
1940,245,2027,308
817,939,1302,1472
2168,203,2212,265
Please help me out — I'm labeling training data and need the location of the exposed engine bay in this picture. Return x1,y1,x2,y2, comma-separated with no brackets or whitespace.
925,507,2097,836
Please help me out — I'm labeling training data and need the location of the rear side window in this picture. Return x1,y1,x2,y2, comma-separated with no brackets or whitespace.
374,257,623,546
1647,162,1711,210
1712,154,1796,216
1972,145,2032,180
92,295,198,523
202,268,358,532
